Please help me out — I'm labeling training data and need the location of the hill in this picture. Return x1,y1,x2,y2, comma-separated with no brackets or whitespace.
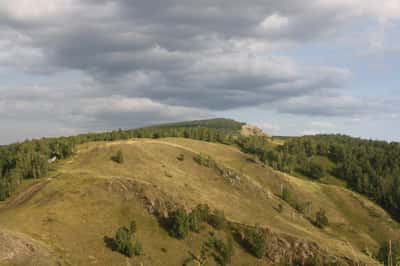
237,134,400,221
0,137,398,265
0,118,399,265
144,118,245,132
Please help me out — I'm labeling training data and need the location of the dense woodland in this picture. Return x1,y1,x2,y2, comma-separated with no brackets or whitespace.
236,134,400,219
1,119,400,224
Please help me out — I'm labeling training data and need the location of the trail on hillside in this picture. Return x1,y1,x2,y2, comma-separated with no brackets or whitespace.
107,139,200,154
0,179,51,211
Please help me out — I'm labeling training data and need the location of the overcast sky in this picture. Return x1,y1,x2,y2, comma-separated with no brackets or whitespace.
0,0,399,144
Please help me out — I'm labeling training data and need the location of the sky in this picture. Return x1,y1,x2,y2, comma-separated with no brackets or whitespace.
0,0,399,144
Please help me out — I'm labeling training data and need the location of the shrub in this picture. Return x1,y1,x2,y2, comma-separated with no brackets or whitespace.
242,227,267,258
281,187,312,215
193,154,212,167
292,201,313,215
133,241,143,256
188,210,201,233
193,204,210,221
208,209,226,230
130,220,136,235
177,153,185,161
111,150,124,163
205,236,234,266
0,181,10,201
377,240,400,265
281,186,291,202
308,160,325,180
115,226,133,257
168,208,189,239
187,204,211,233
315,209,329,228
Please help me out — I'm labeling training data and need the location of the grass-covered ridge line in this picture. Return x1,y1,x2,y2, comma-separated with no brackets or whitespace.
0,119,242,201
1,117,400,228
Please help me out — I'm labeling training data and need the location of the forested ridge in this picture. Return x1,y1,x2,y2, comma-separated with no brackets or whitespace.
144,118,244,131
236,134,400,219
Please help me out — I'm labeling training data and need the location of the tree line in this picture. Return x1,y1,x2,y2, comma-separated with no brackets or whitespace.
236,134,400,220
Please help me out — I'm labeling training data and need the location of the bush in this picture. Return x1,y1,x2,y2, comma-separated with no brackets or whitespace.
193,204,210,221
133,241,143,256
208,209,226,230
168,208,189,239
308,160,325,180
315,209,329,228
193,154,213,167
291,200,312,214
188,210,201,233
115,226,133,257
177,153,185,161
205,236,234,266
0,181,10,201
377,240,400,265
242,227,267,258
281,186,291,202
186,204,212,233
110,220,142,257
281,186,312,215
130,220,136,235
111,150,124,163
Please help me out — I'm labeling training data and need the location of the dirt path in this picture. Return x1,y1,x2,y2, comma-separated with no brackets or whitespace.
106,139,202,155
0,179,51,211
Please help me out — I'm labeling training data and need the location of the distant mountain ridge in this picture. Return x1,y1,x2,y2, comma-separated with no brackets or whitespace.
145,118,269,137
144,118,245,131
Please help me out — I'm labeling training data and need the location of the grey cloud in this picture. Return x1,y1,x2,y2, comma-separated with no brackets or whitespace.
275,94,395,117
75,95,211,130
0,0,397,142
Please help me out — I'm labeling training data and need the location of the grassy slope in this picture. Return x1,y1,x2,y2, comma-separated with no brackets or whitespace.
0,138,398,265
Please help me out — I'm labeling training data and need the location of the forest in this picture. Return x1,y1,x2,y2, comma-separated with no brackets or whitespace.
236,134,400,220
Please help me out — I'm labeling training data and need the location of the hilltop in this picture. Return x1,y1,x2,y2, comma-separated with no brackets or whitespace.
0,119,398,265
144,118,245,132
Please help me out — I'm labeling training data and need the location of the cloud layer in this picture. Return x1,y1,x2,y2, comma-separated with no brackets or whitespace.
0,0,399,143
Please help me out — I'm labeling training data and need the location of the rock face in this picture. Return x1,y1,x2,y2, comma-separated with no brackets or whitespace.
241,124,269,137
0,230,55,266
233,225,363,266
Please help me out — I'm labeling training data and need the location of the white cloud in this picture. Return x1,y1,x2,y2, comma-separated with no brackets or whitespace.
0,0,75,20
260,13,290,32
317,0,400,20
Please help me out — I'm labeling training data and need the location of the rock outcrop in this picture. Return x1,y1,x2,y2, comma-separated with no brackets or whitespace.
241,124,269,137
